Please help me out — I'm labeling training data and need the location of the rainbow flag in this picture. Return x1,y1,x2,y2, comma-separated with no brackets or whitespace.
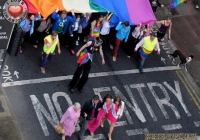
170,0,186,8
29,0,156,25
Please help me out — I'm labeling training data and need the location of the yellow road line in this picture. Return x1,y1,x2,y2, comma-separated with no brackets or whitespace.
176,71,200,110
179,71,200,103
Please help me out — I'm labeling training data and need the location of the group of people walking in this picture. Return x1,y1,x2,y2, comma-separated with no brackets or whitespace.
55,94,124,140
18,1,196,140
19,6,174,91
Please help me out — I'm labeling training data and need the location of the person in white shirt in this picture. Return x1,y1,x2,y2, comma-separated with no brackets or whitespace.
68,15,81,55
100,12,113,50
134,32,160,73
126,23,146,58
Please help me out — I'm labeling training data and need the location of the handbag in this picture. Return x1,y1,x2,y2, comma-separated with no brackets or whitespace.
54,124,64,134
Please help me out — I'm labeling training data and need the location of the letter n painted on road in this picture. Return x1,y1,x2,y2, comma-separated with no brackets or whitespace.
113,86,145,123
30,94,59,136
130,84,158,121
52,92,73,119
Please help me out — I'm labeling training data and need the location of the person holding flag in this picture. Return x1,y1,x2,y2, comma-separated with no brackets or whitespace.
69,38,105,93
134,32,160,73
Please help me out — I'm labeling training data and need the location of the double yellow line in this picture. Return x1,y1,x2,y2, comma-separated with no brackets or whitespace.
176,71,200,110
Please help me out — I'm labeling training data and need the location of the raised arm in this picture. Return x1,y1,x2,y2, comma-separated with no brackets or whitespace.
115,22,122,31
51,8,60,20
76,41,92,57
135,38,144,51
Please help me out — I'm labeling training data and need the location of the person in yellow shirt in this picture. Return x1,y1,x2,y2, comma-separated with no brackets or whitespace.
134,32,160,73
41,31,61,74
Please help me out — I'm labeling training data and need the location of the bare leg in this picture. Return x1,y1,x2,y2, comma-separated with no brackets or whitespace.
108,123,115,140
101,117,106,127
62,134,65,140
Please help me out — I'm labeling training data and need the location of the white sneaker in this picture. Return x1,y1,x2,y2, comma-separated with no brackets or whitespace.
75,41,79,46
78,37,80,41
196,5,199,8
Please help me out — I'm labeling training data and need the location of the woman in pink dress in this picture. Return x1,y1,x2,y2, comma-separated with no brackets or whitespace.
101,96,124,140
87,94,113,136
60,102,81,140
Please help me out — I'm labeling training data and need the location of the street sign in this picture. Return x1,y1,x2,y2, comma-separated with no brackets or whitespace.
0,0,14,50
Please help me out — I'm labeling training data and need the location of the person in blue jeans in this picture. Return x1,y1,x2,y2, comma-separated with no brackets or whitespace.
51,8,76,46
194,0,199,8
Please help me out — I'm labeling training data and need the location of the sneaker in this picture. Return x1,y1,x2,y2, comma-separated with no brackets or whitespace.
20,49,23,54
41,67,45,74
161,38,164,41
78,37,80,41
196,5,199,8
127,55,131,58
33,45,38,48
75,41,79,46
110,45,113,49
139,69,143,74
70,49,75,55
112,56,116,61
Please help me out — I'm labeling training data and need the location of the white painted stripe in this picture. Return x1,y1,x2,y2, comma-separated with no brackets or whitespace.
126,128,149,136
2,66,181,87
197,136,200,140
194,121,200,127
162,124,182,130
83,134,105,140
115,121,127,127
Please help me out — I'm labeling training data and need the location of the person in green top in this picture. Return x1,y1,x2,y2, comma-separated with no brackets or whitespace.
51,8,76,46
56,19,65,33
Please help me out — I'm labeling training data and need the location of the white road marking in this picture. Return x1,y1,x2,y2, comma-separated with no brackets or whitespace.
194,121,200,127
147,82,181,119
14,71,19,79
83,134,105,140
126,128,149,136
2,66,181,87
130,84,158,121
162,124,182,131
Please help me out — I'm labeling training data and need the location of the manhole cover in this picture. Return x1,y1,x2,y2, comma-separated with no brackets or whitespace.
0,100,5,113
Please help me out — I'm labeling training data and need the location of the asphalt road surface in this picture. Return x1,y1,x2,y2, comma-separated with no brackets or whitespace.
1,39,200,140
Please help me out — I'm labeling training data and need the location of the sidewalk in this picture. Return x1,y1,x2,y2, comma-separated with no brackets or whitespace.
0,86,22,140
0,51,22,140
156,0,200,86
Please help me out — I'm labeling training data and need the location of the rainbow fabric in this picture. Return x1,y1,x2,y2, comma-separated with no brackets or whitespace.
140,48,152,60
29,0,156,26
90,26,101,40
77,50,93,65
170,0,185,8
